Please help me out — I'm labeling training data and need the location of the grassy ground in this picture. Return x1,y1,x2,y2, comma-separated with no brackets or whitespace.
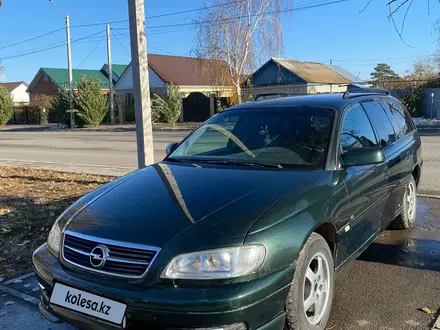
0,167,113,280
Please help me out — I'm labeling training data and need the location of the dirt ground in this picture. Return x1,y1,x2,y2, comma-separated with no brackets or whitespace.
0,166,113,279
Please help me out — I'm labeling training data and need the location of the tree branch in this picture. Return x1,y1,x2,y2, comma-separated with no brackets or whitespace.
400,0,413,34
359,0,372,14
387,0,410,18
388,3,414,48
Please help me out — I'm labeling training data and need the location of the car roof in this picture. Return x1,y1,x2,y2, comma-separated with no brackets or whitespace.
227,93,399,112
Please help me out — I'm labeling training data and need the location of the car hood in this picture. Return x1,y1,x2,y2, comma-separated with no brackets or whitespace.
65,162,326,248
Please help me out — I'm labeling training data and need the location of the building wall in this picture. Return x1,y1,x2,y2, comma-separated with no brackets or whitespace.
10,84,30,104
30,72,59,95
114,65,166,92
251,61,304,85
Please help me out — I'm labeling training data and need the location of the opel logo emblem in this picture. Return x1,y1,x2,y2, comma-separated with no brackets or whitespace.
89,245,109,268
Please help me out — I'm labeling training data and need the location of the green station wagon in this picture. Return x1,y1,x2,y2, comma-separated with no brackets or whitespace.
33,89,422,330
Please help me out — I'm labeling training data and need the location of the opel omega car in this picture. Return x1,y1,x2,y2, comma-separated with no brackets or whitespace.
33,89,422,330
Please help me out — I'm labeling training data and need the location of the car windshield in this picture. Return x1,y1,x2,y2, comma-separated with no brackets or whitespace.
168,107,334,169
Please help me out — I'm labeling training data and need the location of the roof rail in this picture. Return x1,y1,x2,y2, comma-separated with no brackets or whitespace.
342,88,390,99
252,92,288,102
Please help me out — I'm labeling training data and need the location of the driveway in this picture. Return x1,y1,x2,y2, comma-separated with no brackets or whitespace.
0,130,438,195
1,198,440,329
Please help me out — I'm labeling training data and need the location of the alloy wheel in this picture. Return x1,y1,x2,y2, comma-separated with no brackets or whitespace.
303,252,331,326
407,181,416,222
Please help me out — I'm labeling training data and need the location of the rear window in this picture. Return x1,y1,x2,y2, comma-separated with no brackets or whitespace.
362,101,397,148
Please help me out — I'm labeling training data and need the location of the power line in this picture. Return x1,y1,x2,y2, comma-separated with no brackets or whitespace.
0,27,64,51
71,19,128,29
144,0,349,30
0,0,347,54
111,30,130,56
144,0,246,19
148,44,176,56
76,34,106,68
0,30,105,61
111,0,349,31
69,0,248,29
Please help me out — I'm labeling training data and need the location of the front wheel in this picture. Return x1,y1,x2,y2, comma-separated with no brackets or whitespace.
390,177,417,230
285,233,334,330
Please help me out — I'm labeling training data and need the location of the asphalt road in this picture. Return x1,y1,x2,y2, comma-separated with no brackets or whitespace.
0,130,438,195
1,198,439,329
0,130,189,176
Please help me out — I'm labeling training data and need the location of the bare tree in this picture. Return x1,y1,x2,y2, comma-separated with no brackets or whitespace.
410,56,439,80
193,0,287,104
362,1,439,47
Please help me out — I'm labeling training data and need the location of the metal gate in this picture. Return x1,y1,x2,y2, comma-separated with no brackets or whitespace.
182,92,210,122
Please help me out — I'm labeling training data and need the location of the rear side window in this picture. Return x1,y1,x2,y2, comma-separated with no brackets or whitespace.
340,103,378,154
379,101,403,139
362,101,397,148
381,101,407,137
387,100,414,135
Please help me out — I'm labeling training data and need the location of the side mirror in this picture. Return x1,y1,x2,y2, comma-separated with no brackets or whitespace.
166,142,179,155
341,147,384,167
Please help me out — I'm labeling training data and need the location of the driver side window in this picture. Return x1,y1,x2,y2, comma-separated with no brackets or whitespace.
340,103,378,154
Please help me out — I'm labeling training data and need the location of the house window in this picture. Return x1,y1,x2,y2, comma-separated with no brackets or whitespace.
44,73,48,81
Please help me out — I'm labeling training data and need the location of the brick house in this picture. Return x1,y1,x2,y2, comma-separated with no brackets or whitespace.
26,64,128,101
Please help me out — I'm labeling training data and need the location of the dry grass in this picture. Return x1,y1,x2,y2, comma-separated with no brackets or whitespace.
0,166,113,279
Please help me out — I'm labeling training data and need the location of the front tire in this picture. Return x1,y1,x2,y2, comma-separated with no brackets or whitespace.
390,177,417,230
285,233,334,330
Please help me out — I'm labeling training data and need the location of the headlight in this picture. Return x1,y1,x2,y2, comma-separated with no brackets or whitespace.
161,245,266,280
47,219,62,256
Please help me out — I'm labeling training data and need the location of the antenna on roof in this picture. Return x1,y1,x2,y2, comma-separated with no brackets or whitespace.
354,72,360,83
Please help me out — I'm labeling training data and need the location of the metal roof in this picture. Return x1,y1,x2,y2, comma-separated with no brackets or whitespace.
27,68,111,91
271,58,353,84
0,81,27,92
147,54,231,86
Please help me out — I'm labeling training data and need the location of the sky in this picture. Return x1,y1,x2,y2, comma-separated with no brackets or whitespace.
0,0,438,83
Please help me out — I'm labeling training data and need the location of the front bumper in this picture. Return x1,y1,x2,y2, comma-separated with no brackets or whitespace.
33,244,292,330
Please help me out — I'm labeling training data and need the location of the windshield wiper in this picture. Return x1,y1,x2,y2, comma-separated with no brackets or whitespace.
193,159,283,169
164,157,195,164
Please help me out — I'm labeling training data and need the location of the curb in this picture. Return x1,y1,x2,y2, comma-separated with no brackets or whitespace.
1,272,34,285
0,283,39,306
0,272,39,306
417,194,440,200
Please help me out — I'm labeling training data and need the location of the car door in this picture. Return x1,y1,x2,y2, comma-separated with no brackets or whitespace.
336,102,389,266
362,100,413,225
380,100,416,224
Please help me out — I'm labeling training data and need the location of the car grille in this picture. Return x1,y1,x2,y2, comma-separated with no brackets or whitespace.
62,231,160,279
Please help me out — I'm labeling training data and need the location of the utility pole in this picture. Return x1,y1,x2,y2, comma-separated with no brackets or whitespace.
106,25,115,125
330,59,332,65
128,0,154,168
65,16,74,128
49,1,74,128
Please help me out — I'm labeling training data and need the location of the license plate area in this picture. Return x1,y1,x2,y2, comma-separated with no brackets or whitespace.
50,283,127,326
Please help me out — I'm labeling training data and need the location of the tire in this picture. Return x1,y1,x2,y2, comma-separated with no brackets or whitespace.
285,233,334,330
389,176,417,230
